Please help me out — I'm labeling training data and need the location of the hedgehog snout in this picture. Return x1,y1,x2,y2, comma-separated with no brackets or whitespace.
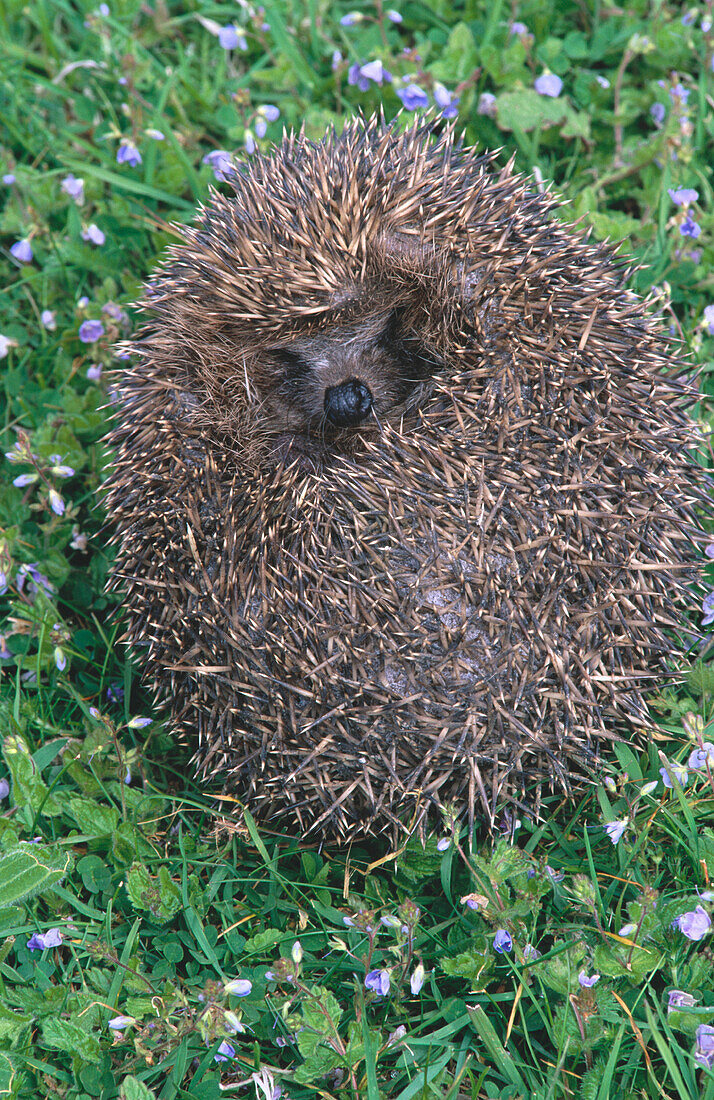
323,377,374,427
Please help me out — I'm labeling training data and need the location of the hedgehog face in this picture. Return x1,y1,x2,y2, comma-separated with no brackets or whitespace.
262,307,440,434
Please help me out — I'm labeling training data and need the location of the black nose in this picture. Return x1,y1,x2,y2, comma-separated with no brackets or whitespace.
323,378,373,427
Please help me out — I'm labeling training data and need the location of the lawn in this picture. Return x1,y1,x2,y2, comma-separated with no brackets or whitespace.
1,1,713,1098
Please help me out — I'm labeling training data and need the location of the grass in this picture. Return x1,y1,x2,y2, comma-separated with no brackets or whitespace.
1,0,714,1097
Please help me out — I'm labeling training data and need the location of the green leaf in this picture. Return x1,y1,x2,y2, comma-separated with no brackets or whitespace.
0,1004,30,1043
126,861,182,921
119,1076,158,1100
593,942,661,983
69,796,120,837
244,928,283,953
2,734,61,820
0,1051,19,1098
0,842,73,906
496,90,569,133
41,1017,102,1064
441,941,492,985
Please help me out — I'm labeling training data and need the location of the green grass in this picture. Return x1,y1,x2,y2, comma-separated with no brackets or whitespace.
1,1,714,1097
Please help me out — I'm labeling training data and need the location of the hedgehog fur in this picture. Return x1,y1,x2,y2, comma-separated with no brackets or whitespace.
104,115,705,843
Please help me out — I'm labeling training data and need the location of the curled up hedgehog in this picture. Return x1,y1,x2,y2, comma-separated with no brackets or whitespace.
104,115,705,843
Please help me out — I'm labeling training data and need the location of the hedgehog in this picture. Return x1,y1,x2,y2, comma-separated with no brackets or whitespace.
104,114,705,843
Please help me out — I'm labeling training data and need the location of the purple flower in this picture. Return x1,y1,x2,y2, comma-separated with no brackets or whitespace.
436,836,451,851
27,927,63,950
689,743,714,770
79,319,105,343
340,12,362,26
365,969,390,996
433,82,459,119
682,11,695,25
331,49,342,70
477,92,497,117
510,21,528,34
10,239,33,263
386,9,402,22
680,215,701,238
77,295,89,308
244,132,256,155
522,944,541,962
127,715,152,729
703,592,714,625
650,103,666,125
41,309,56,330
218,24,247,50
3,173,16,185
259,104,280,122
214,1040,236,1062
660,762,688,788
595,75,610,88
202,150,234,182
695,1025,714,1069
397,84,429,110
668,989,697,1011
534,73,562,97
255,118,268,139
461,893,481,910
61,174,84,203
54,647,67,671
13,473,37,488
493,929,512,953
145,128,165,141
82,224,105,246
117,141,142,167
0,779,9,799
48,489,65,516
410,963,425,994
87,363,102,382
224,978,252,996
704,305,714,336
348,63,370,91
108,1015,135,1030
604,819,627,845
578,971,600,987
675,904,711,941
16,563,54,599
360,60,389,84
669,83,690,104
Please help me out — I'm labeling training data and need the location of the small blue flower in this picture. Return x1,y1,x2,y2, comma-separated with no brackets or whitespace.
202,150,234,182
61,174,85,203
668,187,698,206
79,319,105,343
386,10,402,22
82,224,105,246
365,969,390,996
360,59,389,84
10,239,33,263
679,215,701,238
27,927,63,950
0,778,9,798
48,489,65,516
578,971,600,987
3,173,16,185
397,83,429,110
510,21,528,34
41,309,56,330
477,92,497,117
410,962,425,994
703,305,714,336
650,102,665,125
604,819,627,845
218,24,247,50
433,82,459,119
660,761,689,788
214,1040,236,1062
117,141,142,167
675,905,711,941
493,929,512,953
13,473,38,488
340,12,362,26
534,72,562,97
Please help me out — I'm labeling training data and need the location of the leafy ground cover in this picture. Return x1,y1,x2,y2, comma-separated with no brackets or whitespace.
1,0,714,1097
